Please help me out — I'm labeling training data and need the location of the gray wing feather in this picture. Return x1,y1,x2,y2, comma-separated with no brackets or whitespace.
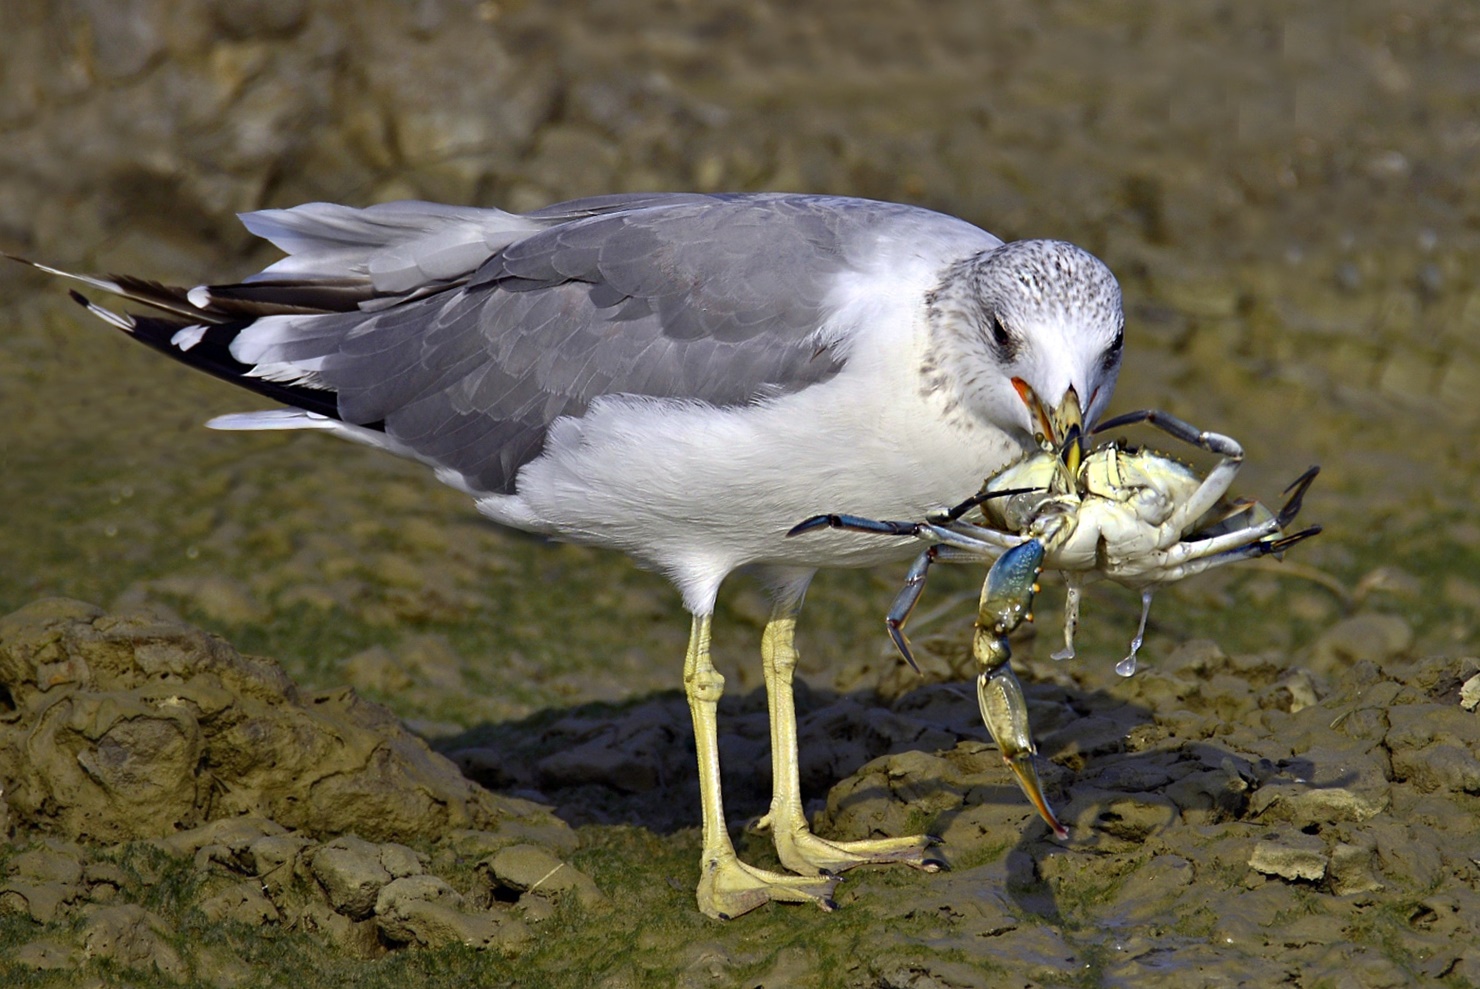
271,194,936,493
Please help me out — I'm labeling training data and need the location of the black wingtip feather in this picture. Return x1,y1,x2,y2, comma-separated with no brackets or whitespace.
73,297,348,423
137,313,346,421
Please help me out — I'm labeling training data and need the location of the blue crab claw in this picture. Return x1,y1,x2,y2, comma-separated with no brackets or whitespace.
977,661,1068,839
969,540,1066,838
979,539,1045,635
971,539,1045,676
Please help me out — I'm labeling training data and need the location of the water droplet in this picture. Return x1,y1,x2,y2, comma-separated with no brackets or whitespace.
1115,655,1137,677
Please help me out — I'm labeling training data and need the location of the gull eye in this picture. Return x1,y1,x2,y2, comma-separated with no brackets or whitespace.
987,315,1022,361
990,315,1012,349
1101,324,1124,372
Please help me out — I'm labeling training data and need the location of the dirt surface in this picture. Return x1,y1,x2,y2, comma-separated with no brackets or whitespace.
2,1,1479,987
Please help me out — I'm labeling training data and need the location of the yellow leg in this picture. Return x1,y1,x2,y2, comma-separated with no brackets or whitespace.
756,603,945,876
684,613,837,919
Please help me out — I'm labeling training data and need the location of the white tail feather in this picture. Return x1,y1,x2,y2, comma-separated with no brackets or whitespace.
206,410,338,431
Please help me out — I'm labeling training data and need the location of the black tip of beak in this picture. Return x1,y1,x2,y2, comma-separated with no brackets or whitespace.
1059,422,1084,467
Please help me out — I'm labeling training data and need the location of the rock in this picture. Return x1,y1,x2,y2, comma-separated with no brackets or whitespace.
296,898,382,957
1248,832,1328,882
154,816,287,864
1328,838,1383,895
1248,743,1391,825
1386,702,1480,749
1410,655,1480,701
1165,766,1251,823
1307,614,1413,671
1462,673,1480,711
250,833,313,896
374,875,528,951
1370,822,1446,889
10,843,85,886
480,844,607,909
1386,703,1480,793
1391,743,1480,794
0,880,76,924
309,836,395,920
1158,638,1227,676
378,842,426,879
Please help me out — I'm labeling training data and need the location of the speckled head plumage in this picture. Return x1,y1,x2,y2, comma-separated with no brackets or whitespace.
925,237,1125,446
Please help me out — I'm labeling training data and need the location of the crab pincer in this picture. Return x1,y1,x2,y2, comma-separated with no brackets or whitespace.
972,539,1069,839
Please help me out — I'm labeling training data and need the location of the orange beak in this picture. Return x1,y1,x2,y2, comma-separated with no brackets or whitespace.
1011,379,1084,475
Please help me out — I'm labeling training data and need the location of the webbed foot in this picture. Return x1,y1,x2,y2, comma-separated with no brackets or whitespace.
697,852,839,920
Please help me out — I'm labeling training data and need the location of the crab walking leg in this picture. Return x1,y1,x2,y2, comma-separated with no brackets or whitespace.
1123,483,1324,580
1094,409,1246,533
1115,589,1157,677
1051,577,1084,661
883,548,938,672
1147,524,1324,583
929,485,1045,525
972,540,1069,838
757,595,944,876
684,613,837,919
882,540,1021,671
1117,476,1322,579
788,512,1024,672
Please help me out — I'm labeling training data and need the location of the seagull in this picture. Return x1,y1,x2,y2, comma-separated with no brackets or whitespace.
13,192,1125,919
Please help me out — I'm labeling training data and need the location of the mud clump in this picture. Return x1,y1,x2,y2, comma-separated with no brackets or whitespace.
0,600,597,978
0,597,513,841
814,627,1480,986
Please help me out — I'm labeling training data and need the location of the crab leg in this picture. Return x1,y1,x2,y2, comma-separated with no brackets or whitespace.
882,548,937,673
1152,524,1323,583
978,661,1068,839
1115,589,1156,677
1051,577,1084,661
929,485,1043,525
1093,409,1245,535
1275,465,1321,528
970,539,1068,838
788,512,1027,672
787,514,926,538
788,486,1041,541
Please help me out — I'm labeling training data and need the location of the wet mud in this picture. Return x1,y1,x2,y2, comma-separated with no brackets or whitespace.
2,1,1478,987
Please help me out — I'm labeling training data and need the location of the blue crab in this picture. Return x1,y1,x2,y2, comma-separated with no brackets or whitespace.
790,409,1320,835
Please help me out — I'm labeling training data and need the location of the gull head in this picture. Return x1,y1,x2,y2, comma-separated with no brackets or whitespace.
925,238,1124,460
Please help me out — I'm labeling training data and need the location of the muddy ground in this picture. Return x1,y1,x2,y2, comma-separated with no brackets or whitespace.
2,1,1479,987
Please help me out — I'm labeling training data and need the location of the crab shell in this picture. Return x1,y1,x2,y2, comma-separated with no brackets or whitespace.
975,445,1227,578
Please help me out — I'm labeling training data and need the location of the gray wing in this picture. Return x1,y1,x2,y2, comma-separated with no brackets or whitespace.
245,194,937,494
